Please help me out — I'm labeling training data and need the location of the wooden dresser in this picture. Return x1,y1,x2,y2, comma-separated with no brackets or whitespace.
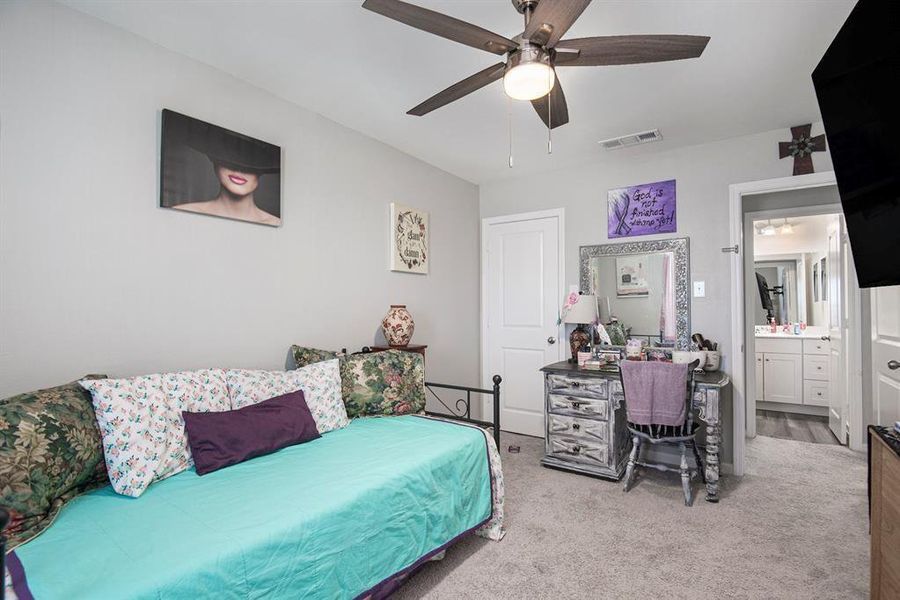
540,361,730,502
869,425,900,599
540,362,630,480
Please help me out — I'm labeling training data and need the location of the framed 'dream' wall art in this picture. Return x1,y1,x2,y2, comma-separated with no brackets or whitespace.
615,256,649,297
390,203,429,274
160,109,282,227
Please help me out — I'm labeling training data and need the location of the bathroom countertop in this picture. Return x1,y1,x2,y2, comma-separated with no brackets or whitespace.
754,330,828,340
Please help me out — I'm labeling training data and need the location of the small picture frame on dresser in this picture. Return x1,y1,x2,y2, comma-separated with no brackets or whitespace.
597,349,621,365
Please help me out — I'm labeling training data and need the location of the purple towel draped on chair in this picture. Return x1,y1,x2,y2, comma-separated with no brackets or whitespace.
619,361,690,426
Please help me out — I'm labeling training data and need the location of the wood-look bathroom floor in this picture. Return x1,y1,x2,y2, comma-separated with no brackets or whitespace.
756,410,840,445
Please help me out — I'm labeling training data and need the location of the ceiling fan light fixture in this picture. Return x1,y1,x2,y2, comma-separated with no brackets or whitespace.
503,45,555,101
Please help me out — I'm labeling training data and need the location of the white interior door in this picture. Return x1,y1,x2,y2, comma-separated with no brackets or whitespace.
872,285,900,427
484,213,562,437
827,219,846,443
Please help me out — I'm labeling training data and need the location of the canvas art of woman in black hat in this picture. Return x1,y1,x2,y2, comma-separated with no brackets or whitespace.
160,109,282,226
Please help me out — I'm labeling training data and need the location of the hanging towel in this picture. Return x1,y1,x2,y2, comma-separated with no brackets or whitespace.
619,361,689,426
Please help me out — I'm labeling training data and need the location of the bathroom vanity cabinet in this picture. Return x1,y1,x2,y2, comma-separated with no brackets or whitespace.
755,335,830,411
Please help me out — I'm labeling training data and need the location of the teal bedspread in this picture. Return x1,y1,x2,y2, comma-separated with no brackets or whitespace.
7,416,493,599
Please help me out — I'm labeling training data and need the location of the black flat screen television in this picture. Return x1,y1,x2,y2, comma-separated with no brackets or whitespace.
812,0,900,288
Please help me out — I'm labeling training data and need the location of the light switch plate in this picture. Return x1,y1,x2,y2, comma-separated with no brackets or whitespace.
693,281,706,298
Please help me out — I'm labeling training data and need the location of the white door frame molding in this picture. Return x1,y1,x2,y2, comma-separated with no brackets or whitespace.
480,208,566,422
744,203,843,431
728,171,864,475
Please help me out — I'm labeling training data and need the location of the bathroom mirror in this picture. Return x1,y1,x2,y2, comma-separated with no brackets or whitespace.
579,237,690,350
754,259,804,325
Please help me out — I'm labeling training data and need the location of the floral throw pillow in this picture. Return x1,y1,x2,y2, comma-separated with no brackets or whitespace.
80,369,230,497
290,345,340,369
0,375,109,551
225,360,348,433
342,350,426,418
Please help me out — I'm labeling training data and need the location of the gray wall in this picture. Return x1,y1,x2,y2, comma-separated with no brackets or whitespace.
480,125,834,466
743,185,841,213
0,1,481,399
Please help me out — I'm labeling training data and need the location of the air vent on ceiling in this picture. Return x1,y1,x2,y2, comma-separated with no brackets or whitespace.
598,129,662,150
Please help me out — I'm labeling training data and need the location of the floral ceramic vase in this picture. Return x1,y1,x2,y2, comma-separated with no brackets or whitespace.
382,305,415,347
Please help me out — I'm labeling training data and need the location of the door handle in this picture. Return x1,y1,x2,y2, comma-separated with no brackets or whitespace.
547,337,556,345
889,360,900,371
820,336,831,341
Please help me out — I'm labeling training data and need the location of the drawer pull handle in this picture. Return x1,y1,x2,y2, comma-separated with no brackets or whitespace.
571,446,581,455
572,423,580,431
571,382,580,387
817,392,822,396
571,401,581,409
817,366,822,370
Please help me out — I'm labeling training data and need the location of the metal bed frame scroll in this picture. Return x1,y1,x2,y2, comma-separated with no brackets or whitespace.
424,375,502,448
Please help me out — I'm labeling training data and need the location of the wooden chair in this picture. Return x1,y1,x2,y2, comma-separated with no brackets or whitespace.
621,360,705,506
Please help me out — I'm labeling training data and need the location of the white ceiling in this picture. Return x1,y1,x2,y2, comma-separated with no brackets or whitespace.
754,213,839,256
63,0,856,184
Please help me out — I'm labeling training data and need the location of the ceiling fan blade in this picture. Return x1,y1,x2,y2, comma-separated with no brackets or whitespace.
408,62,506,116
362,0,517,55
555,35,710,66
523,0,591,48
531,75,569,129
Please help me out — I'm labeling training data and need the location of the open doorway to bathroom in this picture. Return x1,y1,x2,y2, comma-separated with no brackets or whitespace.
751,213,842,445
739,180,863,453
728,172,867,476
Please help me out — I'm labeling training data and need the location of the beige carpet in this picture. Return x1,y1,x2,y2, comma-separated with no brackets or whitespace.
395,432,869,600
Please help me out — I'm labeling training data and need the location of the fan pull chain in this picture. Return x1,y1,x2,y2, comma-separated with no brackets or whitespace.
508,94,514,168
547,88,552,155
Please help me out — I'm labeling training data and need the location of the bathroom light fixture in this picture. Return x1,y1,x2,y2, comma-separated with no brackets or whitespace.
779,219,794,234
760,220,776,236
503,44,555,101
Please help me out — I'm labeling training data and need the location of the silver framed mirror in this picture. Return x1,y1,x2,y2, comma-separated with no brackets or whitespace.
579,237,690,350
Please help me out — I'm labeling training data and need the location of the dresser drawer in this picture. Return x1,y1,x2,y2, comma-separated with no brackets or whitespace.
804,355,829,381
802,338,830,355
548,394,609,420
546,374,608,399
548,414,608,443
546,435,608,467
803,380,829,406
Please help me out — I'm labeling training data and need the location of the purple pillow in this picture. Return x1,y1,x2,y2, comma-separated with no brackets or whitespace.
183,389,321,476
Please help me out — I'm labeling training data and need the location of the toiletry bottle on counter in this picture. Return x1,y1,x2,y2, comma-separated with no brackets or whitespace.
793,322,800,335
577,342,592,367
769,319,777,333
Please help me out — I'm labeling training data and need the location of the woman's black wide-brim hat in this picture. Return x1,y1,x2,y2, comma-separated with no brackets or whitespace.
163,109,280,174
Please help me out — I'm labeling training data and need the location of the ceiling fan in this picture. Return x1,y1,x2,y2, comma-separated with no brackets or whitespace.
362,0,710,129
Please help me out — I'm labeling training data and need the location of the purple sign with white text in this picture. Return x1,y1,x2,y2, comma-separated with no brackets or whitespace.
607,179,676,238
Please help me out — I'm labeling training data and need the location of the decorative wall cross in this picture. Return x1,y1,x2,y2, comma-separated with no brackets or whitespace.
779,124,826,175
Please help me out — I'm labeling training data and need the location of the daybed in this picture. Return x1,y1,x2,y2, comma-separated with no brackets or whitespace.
1,349,504,599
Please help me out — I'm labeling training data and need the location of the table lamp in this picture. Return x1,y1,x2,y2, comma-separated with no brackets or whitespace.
563,294,598,362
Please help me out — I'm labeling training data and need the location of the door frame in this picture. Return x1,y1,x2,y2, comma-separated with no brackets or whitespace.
480,208,566,421
744,204,842,436
729,171,865,475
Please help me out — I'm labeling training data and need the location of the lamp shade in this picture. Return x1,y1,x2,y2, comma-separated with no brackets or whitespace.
563,294,598,324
